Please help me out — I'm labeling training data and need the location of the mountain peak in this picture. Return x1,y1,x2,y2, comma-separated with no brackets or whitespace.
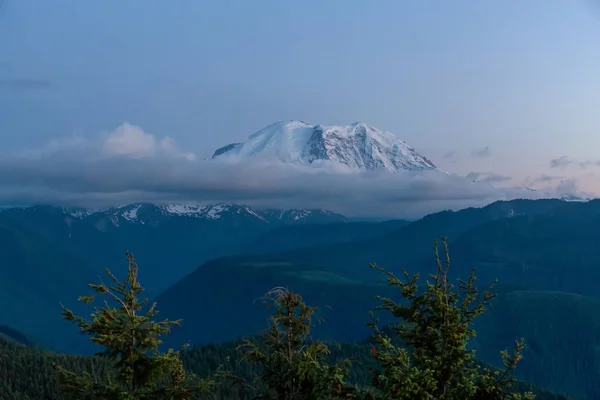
212,120,436,172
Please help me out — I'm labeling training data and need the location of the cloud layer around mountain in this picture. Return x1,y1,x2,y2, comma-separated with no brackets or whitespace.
0,123,582,218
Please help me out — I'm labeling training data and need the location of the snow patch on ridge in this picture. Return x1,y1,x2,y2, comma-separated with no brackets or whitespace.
122,205,141,222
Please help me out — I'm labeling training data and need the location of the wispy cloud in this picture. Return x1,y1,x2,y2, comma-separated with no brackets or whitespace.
525,174,564,185
521,174,594,199
471,146,491,158
550,156,574,168
0,123,568,218
550,156,600,169
578,160,600,169
465,172,512,184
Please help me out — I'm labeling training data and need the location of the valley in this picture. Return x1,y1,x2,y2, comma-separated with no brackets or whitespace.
2,197,600,398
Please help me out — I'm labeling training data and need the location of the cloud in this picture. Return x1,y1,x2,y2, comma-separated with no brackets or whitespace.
521,174,595,199
20,123,196,162
578,160,600,169
553,178,596,199
0,123,575,218
101,123,196,160
471,146,491,158
465,172,512,184
550,156,574,168
555,179,579,195
523,174,565,187
550,156,600,169
531,174,562,183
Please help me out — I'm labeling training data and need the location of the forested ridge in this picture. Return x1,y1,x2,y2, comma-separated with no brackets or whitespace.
0,241,574,400
0,337,567,400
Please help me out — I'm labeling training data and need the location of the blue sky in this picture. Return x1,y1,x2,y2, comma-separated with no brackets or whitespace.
1,0,600,214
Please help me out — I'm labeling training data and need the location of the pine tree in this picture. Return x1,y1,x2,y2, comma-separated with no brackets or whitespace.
220,287,354,400
366,238,535,400
55,251,213,400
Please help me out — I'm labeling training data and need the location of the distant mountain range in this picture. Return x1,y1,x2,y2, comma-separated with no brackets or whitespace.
59,202,346,227
4,197,600,398
0,202,403,353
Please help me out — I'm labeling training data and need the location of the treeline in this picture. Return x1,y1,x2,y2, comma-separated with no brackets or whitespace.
0,241,571,399
0,337,567,400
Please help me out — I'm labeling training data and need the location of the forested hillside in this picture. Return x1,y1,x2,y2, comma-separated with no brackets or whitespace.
0,337,569,400
0,245,571,399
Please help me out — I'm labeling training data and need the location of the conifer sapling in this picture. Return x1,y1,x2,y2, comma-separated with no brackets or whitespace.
55,251,213,400
221,286,353,400
366,238,534,400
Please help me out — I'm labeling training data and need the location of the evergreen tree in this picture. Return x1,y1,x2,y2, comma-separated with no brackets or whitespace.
55,251,213,400
221,287,354,400
366,238,535,400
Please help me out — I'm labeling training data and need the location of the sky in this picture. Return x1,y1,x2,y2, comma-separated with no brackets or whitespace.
1,0,600,217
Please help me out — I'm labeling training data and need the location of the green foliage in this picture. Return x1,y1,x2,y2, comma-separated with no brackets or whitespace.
55,252,213,399
0,334,568,400
366,238,534,400
0,237,576,399
221,287,353,399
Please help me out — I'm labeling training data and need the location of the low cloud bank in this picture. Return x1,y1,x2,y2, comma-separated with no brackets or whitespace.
0,123,580,218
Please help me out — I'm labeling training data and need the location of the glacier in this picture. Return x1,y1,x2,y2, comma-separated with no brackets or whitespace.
212,120,436,173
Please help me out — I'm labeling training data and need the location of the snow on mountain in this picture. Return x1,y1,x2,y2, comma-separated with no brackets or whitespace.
212,120,436,172
161,204,240,220
161,204,209,217
61,206,110,219
63,208,90,220
61,202,346,226
122,204,142,222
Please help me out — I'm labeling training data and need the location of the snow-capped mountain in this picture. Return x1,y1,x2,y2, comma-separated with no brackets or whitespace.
212,120,436,172
62,203,346,227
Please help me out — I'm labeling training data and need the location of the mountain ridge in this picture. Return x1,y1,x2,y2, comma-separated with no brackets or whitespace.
0,203,348,227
